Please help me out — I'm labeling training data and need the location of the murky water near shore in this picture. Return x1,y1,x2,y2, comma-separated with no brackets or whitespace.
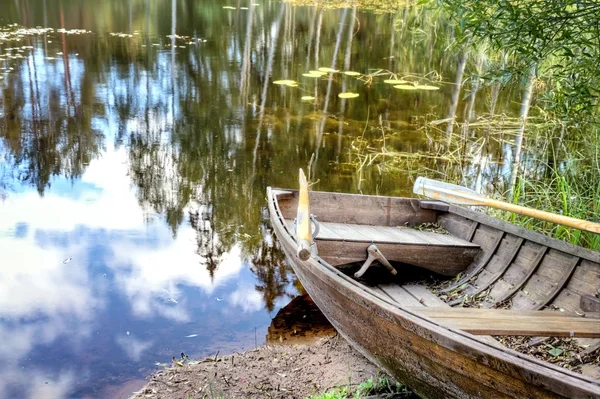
0,0,538,397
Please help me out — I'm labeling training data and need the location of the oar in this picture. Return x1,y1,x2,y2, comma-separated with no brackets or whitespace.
413,177,600,234
296,169,313,260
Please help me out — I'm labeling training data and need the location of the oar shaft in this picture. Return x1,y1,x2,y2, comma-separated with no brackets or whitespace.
484,198,600,234
414,177,600,234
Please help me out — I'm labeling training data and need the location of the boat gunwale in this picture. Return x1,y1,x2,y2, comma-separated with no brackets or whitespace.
267,187,600,396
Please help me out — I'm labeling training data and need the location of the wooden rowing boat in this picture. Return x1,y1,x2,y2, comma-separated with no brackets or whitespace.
267,180,600,398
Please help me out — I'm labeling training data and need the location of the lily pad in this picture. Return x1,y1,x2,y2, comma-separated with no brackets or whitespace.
384,79,408,84
222,6,236,9
302,73,322,78
338,92,359,99
415,84,440,90
301,96,315,101
394,84,417,90
344,71,361,76
318,67,338,73
273,80,298,86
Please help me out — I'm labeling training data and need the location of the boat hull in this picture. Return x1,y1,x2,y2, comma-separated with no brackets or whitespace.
267,188,600,399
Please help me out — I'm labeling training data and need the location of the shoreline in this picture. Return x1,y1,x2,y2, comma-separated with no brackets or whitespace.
129,335,397,399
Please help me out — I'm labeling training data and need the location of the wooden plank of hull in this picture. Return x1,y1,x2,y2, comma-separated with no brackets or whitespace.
282,244,599,399
276,190,439,227
267,189,600,399
407,308,600,338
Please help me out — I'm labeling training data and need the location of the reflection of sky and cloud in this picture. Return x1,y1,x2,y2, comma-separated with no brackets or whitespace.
0,142,294,398
0,0,534,396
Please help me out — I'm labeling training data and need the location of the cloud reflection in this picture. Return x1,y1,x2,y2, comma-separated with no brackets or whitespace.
229,285,264,313
0,144,247,398
116,334,154,362
0,369,75,399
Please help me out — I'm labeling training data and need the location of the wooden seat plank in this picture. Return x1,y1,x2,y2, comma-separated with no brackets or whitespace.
407,307,600,338
313,221,479,247
375,227,433,244
425,318,599,338
322,222,372,241
411,307,592,318
379,284,504,347
351,224,425,244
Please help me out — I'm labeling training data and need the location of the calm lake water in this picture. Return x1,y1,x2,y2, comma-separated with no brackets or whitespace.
0,0,524,397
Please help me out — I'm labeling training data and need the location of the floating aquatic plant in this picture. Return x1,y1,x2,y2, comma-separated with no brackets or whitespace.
273,80,298,87
393,84,417,90
415,84,440,90
393,83,440,91
384,79,408,84
301,96,315,101
338,92,359,99
344,71,361,76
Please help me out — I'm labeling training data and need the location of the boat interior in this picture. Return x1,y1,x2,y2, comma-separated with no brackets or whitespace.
271,188,600,379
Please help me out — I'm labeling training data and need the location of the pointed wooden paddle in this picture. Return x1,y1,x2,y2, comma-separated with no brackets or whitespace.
296,169,313,260
413,177,600,234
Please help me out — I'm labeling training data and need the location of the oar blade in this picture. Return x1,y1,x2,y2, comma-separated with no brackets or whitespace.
413,177,486,206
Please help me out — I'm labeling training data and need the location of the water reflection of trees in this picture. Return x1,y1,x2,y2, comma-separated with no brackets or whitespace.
0,1,478,310
251,220,291,312
7,0,593,309
0,49,104,195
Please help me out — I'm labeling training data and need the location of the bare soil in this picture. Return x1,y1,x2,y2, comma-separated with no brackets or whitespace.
130,335,393,399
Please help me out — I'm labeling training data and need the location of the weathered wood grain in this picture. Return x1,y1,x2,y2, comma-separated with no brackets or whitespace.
316,240,479,276
267,187,600,398
581,295,600,313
